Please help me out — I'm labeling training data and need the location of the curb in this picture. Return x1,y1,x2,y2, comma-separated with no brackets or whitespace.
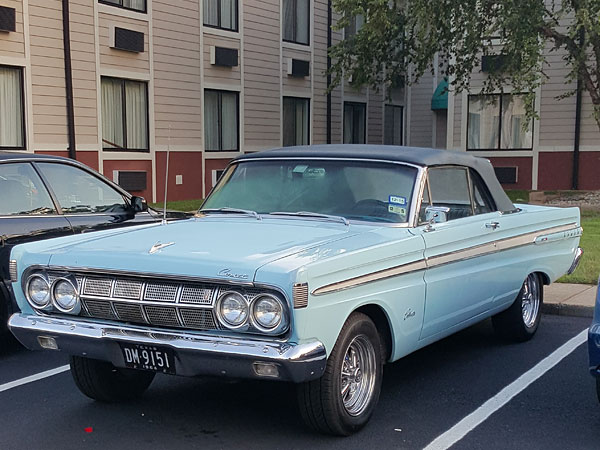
543,303,594,319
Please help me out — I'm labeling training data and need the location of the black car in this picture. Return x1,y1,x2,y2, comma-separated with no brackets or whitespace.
0,152,191,337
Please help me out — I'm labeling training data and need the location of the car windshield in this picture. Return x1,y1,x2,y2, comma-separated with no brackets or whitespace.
201,159,418,223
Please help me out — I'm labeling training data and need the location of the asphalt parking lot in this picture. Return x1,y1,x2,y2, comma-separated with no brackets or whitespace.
0,314,596,450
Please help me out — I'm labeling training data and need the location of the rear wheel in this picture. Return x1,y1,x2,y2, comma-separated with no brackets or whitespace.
70,356,155,402
492,273,543,342
296,312,383,436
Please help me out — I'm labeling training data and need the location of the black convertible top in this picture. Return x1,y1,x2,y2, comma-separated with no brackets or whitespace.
236,145,516,213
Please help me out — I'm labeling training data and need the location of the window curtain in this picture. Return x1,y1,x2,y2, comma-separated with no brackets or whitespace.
468,96,499,149
467,113,480,149
101,78,124,149
501,95,532,149
283,98,295,147
204,91,220,150
221,0,237,30
204,0,219,26
283,0,295,42
125,81,148,150
221,92,238,150
0,67,23,148
384,105,402,145
295,99,309,145
296,0,309,44
343,105,352,144
123,0,145,11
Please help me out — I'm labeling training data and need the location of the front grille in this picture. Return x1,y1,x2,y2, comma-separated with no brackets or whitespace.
43,271,286,335
180,308,217,330
73,273,220,331
114,303,145,323
144,283,178,302
180,285,213,304
145,305,179,326
84,278,112,297
114,280,142,299
83,299,116,319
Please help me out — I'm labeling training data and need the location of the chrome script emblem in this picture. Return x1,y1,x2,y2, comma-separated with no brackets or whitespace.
149,241,175,254
218,268,249,280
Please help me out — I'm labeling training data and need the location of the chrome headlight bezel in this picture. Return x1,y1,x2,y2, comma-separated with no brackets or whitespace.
250,294,285,333
51,277,81,314
25,274,52,310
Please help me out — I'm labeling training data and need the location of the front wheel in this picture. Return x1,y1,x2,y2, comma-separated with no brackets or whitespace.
70,356,155,403
296,312,383,436
492,273,543,342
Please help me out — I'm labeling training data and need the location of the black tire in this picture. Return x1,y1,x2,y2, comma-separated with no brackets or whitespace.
296,312,383,436
596,378,600,404
70,356,155,403
492,273,543,342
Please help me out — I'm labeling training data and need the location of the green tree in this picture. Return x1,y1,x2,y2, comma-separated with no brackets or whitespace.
329,0,600,128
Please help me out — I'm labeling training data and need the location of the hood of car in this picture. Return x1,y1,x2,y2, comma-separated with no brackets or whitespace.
45,217,373,281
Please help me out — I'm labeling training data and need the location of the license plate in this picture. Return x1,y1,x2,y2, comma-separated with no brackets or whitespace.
120,343,176,375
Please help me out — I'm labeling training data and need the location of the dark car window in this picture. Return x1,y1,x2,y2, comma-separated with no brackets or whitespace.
36,162,128,214
0,163,56,216
428,167,473,221
470,169,496,214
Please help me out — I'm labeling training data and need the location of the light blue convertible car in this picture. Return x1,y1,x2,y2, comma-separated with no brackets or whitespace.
8,145,582,435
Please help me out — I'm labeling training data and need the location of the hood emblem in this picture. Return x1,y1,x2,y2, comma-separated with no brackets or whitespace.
218,269,249,280
149,241,175,254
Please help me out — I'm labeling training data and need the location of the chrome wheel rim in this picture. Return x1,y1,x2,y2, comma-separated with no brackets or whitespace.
340,335,377,417
521,274,540,328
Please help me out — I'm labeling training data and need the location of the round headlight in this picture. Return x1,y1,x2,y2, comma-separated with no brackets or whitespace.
52,279,79,312
218,292,249,328
26,275,51,308
252,295,283,330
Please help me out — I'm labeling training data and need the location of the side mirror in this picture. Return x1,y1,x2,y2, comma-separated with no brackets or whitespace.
424,206,450,232
131,196,148,213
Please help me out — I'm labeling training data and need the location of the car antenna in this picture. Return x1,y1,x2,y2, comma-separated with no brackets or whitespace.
162,125,171,225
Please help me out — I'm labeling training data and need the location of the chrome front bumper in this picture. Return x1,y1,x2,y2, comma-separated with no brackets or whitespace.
567,247,584,275
9,314,327,383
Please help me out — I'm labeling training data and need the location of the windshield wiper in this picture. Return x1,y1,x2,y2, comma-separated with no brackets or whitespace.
269,211,349,226
198,207,261,220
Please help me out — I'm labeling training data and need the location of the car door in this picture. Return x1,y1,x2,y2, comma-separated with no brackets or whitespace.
415,166,504,341
0,161,73,329
34,161,147,234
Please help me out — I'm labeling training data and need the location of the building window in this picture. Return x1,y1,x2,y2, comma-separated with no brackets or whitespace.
99,0,146,13
0,66,25,150
204,89,239,152
283,0,309,45
384,105,403,145
344,102,366,144
101,77,149,152
283,97,310,147
204,0,238,32
467,94,533,150
345,14,364,37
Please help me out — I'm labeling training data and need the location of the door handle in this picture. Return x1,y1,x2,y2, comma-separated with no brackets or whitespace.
485,221,500,230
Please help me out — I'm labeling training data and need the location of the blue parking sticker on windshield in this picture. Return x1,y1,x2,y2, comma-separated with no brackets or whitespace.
388,195,407,206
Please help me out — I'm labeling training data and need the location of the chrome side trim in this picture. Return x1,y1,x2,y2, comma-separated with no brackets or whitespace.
567,247,584,275
312,260,428,296
311,223,580,296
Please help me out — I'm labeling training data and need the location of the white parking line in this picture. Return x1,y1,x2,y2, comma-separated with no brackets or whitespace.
423,328,588,450
0,365,70,394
